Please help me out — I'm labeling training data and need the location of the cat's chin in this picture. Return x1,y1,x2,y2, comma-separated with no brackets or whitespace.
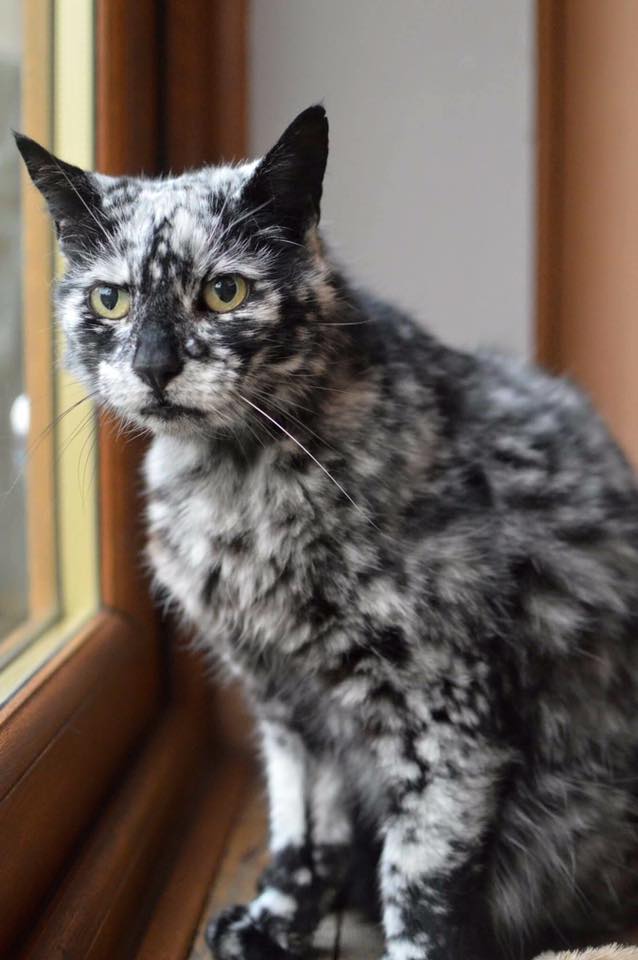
141,401,204,420
136,401,208,435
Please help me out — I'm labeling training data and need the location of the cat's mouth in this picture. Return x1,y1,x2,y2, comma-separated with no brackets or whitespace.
140,401,205,421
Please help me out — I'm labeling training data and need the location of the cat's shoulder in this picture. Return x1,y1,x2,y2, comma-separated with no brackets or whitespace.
354,291,636,490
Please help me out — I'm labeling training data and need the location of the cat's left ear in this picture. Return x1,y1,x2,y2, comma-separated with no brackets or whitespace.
242,105,329,238
14,133,106,259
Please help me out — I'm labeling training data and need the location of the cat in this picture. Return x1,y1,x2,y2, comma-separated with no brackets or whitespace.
16,105,638,960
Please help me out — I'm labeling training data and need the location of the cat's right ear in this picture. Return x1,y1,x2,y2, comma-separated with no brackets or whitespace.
14,133,106,259
241,105,329,241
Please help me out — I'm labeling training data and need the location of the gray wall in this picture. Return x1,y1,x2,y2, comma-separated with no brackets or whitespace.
250,0,534,358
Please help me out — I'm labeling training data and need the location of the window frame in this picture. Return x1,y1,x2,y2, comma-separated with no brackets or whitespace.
536,0,638,466
0,1,164,952
0,2,248,956
0,0,57,673
1,0,102,699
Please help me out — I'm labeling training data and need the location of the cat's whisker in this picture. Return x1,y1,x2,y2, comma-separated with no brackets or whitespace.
249,384,316,420
252,225,305,250
234,391,375,526
79,419,100,505
315,320,370,327
273,374,352,396
54,404,97,466
1,389,99,501
245,383,340,456
74,412,99,507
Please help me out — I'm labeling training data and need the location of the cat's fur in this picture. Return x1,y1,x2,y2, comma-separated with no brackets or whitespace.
16,107,638,960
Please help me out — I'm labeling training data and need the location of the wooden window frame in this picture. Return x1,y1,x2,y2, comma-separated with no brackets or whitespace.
1,0,56,671
1,3,248,957
536,0,638,465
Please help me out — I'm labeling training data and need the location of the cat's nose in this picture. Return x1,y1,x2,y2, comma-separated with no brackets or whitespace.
133,324,183,395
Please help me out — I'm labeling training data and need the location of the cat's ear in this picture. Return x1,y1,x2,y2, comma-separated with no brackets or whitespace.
242,105,329,238
14,133,106,259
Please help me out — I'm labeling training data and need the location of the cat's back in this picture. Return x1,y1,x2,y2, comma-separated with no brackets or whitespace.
356,296,638,532
464,349,636,501
362,296,638,509
356,302,638,673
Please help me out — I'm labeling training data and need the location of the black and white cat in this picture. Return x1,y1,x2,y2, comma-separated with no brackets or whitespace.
16,107,638,960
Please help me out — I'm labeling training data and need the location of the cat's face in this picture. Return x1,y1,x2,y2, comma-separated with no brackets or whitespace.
16,106,334,437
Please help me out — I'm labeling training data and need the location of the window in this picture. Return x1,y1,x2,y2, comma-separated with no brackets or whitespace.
0,0,99,702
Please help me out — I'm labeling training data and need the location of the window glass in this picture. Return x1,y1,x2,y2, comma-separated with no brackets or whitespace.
0,1,27,640
0,0,99,701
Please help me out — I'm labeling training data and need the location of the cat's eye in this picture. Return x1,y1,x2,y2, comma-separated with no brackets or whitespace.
202,274,249,314
89,284,131,320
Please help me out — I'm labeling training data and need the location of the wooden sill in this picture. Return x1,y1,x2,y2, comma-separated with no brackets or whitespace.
0,610,161,956
17,704,247,960
134,754,252,960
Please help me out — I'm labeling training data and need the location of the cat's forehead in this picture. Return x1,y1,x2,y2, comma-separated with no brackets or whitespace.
98,161,255,215
92,161,259,284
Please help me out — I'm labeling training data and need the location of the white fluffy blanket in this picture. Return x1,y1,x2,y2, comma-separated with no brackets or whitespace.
536,947,638,960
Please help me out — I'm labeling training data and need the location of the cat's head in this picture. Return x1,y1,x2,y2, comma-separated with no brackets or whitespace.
16,106,337,437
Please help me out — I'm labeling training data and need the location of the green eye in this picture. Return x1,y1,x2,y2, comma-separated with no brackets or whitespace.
89,284,130,320
202,274,249,313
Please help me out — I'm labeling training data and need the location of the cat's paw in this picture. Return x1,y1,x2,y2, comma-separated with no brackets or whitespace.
205,904,300,960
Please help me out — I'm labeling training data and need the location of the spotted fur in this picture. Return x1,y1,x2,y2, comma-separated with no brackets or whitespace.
16,107,638,960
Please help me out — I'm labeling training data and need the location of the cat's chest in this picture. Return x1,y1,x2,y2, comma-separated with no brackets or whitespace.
143,436,324,657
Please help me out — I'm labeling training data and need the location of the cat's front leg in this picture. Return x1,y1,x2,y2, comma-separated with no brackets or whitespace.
207,716,309,958
207,716,352,959
378,736,506,960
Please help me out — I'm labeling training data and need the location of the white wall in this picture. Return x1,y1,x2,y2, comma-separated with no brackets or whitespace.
250,0,534,358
